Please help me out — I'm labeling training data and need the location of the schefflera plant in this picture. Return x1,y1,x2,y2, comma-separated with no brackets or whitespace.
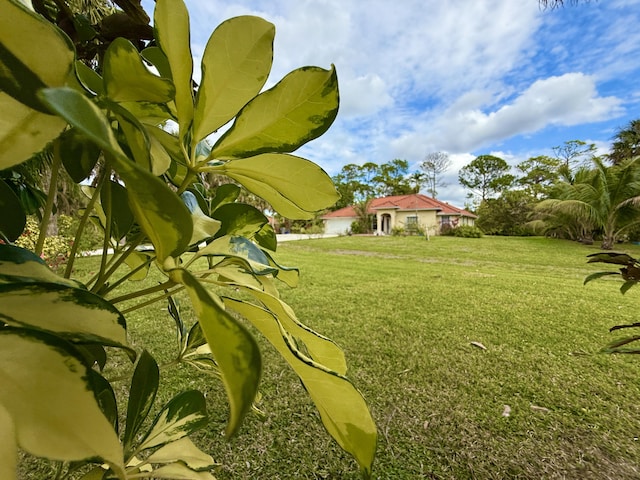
0,0,377,479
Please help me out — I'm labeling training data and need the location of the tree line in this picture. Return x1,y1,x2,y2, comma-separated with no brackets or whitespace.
330,119,640,248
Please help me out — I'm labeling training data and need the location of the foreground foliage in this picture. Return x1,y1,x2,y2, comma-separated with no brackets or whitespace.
0,0,376,478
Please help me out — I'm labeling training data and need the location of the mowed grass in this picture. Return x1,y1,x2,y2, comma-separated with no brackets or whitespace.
43,236,640,479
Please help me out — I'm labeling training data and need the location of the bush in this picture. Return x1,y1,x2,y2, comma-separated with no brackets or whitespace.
453,225,484,238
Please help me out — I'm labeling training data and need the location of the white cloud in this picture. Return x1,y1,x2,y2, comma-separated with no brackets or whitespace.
428,73,623,153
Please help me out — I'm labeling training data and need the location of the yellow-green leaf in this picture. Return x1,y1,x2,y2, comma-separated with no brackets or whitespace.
75,61,103,96
238,285,346,375
217,153,339,219
154,0,194,141
169,268,261,436
193,16,274,142
181,191,221,246
0,244,80,287
103,38,175,104
123,251,152,281
147,437,216,471
0,403,16,480
0,329,125,474
0,92,67,169
38,87,193,261
211,66,339,159
0,0,74,109
223,299,377,477
137,390,207,451
0,283,132,354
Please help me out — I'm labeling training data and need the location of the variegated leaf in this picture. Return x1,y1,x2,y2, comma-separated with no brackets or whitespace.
137,391,208,451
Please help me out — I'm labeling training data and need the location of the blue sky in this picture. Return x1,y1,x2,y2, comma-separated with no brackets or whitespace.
144,0,640,207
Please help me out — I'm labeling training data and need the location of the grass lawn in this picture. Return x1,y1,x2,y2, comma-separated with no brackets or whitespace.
25,235,640,479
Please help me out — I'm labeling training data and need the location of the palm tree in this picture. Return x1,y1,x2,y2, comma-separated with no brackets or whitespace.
608,119,640,165
536,157,640,249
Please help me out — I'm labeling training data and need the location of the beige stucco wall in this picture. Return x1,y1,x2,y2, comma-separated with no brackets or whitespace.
375,209,439,234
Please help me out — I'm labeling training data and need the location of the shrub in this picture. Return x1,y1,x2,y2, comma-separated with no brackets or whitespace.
451,225,484,238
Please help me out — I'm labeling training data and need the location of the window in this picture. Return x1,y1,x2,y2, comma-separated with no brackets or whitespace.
406,215,418,225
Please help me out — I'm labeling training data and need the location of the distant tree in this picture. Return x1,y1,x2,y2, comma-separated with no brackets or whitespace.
372,158,412,196
516,155,561,200
407,171,428,194
553,140,597,172
331,163,375,209
608,119,640,165
458,155,514,203
420,151,452,198
476,190,535,236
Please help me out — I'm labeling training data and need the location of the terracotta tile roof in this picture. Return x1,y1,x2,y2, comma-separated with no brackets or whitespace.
321,194,476,218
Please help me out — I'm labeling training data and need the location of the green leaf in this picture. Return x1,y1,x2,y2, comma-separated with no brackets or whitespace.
90,370,118,433
620,280,636,294
238,285,347,375
211,65,339,159
254,223,277,252
586,252,636,265
141,46,173,80
218,153,339,219
102,180,134,242
0,282,133,356
223,299,377,477
185,322,207,352
58,128,101,183
211,203,269,239
260,249,299,287
0,404,17,480
583,271,619,285
198,235,271,267
103,38,175,104
0,92,67,170
168,268,261,437
147,463,216,480
75,60,103,95
209,183,241,213
154,0,194,141
193,16,274,142
124,351,159,453
603,335,640,353
78,467,109,480
38,87,193,261
147,437,217,471
137,390,208,451
181,191,221,245
0,329,124,474
0,178,25,242
0,244,80,287
0,0,74,110
123,251,152,282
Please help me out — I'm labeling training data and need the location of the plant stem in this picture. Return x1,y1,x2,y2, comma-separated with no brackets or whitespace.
94,165,113,291
108,280,176,304
102,251,156,295
64,166,108,278
94,232,146,295
35,148,60,257
120,285,185,315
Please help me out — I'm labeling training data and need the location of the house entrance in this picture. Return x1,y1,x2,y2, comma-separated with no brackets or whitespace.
380,213,391,235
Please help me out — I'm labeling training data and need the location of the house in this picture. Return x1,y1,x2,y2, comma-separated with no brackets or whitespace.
321,193,476,235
